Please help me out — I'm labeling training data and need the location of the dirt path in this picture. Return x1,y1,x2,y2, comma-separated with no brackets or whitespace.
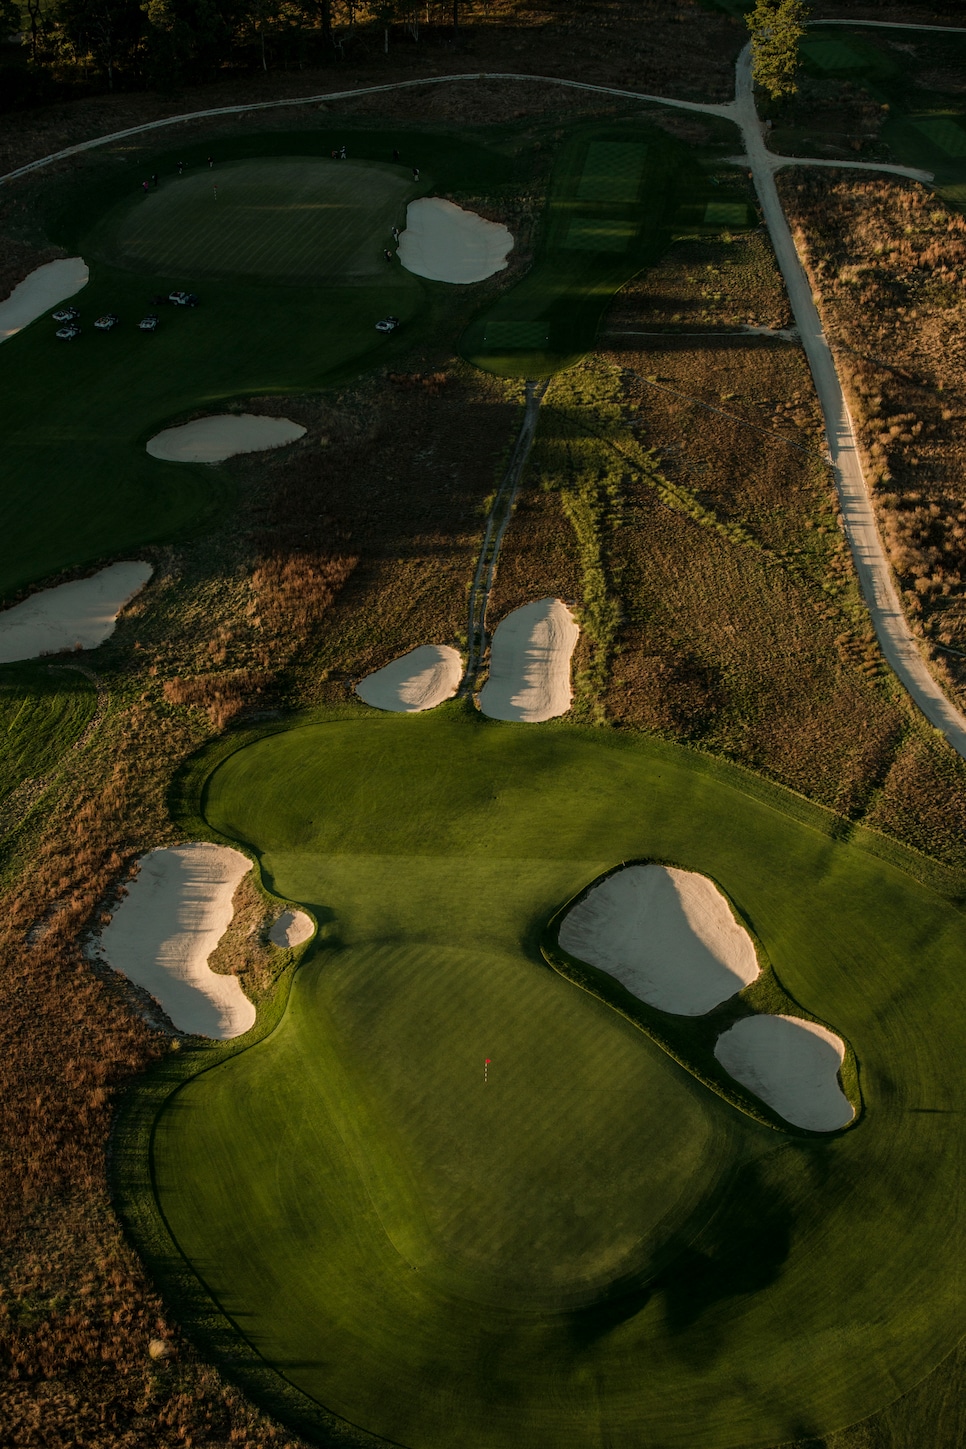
732,38,966,760
460,379,549,696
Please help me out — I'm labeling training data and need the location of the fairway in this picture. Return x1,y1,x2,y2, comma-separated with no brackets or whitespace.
102,158,413,283
131,712,966,1449
911,117,966,159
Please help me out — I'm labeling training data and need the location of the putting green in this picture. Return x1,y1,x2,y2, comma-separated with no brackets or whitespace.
130,711,966,1448
98,158,412,283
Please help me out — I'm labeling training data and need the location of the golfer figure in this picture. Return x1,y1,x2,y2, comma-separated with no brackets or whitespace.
208,155,214,168
392,148,400,162
384,248,393,264
151,173,158,188
178,161,184,175
391,226,400,241
340,144,347,160
142,180,149,195
412,165,420,181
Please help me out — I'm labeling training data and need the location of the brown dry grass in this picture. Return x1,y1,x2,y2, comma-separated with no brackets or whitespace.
780,171,966,705
491,226,966,863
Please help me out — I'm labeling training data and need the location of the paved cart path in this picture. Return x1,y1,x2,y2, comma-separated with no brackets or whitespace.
731,39,966,759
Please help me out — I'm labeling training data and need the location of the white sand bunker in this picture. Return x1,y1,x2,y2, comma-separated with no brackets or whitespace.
147,413,306,464
714,1015,854,1132
355,644,462,713
397,198,513,283
0,257,88,343
0,560,152,663
269,908,314,948
94,843,255,1039
559,864,760,1016
479,599,579,723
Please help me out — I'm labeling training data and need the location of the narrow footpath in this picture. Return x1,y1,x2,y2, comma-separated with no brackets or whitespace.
460,379,549,695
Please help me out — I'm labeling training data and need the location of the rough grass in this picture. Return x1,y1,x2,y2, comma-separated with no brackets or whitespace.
126,709,966,1449
0,661,96,807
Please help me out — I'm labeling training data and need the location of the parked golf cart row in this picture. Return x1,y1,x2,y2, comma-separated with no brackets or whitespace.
52,291,200,340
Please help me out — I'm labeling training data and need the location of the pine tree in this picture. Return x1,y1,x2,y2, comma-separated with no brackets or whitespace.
747,0,810,101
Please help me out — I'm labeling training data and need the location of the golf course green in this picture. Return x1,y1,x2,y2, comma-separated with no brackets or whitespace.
129,709,966,1449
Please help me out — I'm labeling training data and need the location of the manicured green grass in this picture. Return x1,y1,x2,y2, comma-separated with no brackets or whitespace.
0,128,520,601
461,119,749,378
0,661,96,805
134,709,966,1449
98,158,413,283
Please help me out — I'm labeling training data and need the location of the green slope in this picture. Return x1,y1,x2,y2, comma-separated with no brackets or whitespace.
133,710,966,1449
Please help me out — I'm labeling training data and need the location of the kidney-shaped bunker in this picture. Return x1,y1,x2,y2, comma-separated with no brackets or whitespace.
714,1014,854,1132
93,843,255,1039
147,413,305,464
355,644,462,713
397,197,513,283
558,862,759,1016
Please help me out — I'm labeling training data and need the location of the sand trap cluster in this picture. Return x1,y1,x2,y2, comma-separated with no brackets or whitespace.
559,863,760,1015
397,198,513,283
269,908,314,948
147,413,306,464
0,560,152,664
355,644,462,713
93,843,255,1039
714,1015,854,1132
479,599,579,724
0,257,88,343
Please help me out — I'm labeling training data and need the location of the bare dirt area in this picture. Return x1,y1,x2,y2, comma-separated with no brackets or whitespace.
779,171,966,708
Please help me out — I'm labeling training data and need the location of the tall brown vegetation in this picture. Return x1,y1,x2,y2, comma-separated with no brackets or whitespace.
780,171,966,701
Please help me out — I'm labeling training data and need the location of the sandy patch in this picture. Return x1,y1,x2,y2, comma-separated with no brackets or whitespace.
0,257,88,342
355,644,462,712
147,413,306,464
479,599,579,723
269,908,314,948
714,1014,854,1132
0,561,152,663
93,843,255,1039
558,863,760,1016
397,198,513,283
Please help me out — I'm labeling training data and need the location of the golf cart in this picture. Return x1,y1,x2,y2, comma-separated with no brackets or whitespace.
139,314,159,332
168,291,200,307
52,306,79,323
94,313,119,331
375,315,400,333
55,323,81,340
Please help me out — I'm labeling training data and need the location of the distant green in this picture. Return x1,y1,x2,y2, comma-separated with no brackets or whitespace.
461,119,750,378
131,710,966,1449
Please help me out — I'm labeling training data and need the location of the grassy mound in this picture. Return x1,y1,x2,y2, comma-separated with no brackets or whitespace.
461,119,750,378
121,710,966,1449
0,660,96,810
98,158,413,284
